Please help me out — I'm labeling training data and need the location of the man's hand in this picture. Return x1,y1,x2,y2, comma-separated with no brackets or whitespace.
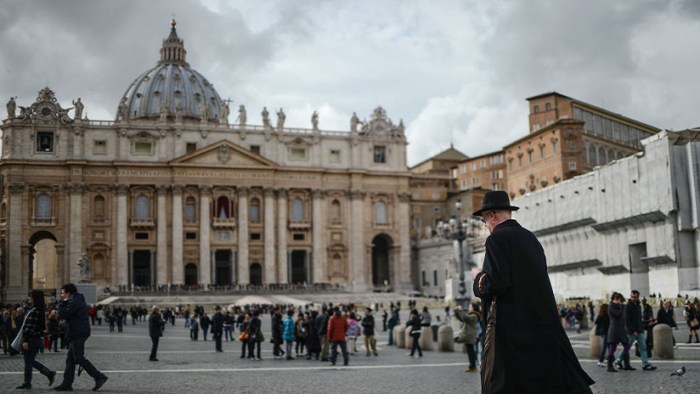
471,267,482,281
22,342,28,351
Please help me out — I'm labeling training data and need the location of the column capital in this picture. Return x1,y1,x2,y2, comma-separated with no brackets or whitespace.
275,187,288,198
312,189,326,199
263,187,276,198
65,182,88,195
397,191,412,203
199,184,213,194
350,189,366,200
8,182,24,194
237,186,249,197
171,184,185,195
111,183,129,196
155,184,170,195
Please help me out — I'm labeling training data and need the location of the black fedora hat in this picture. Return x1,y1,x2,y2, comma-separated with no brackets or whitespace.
472,190,519,216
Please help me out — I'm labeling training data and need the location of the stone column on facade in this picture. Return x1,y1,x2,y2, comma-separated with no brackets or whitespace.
155,185,169,286
237,186,249,285
199,185,212,287
5,183,25,300
150,250,156,287
112,184,129,286
397,191,413,291
312,189,326,283
350,190,367,292
263,187,276,284
171,185,184,285
68,182,86,283
277,188,288,284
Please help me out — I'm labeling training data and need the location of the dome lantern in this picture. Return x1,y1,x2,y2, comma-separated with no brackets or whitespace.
159,19,188,66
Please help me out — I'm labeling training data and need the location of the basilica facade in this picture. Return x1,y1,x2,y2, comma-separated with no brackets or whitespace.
0,21,413,301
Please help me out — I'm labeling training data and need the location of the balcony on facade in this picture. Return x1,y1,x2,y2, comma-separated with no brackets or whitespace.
31,217,57,227
288,220,311,230
212,217,236,229
130,218,155,229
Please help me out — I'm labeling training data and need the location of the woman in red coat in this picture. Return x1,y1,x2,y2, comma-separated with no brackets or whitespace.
327,308,349,366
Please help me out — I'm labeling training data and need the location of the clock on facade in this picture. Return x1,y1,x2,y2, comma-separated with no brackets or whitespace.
36,103,55,120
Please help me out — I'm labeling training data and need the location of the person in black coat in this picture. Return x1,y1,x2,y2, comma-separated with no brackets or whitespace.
613,291,656,371
211,307,225,352
306,310,321,360
470,191,593,394
148,306,164,361
606,293,630,372
405,309,422,358
247,310,262,360
315,307,330,361
200,313,211,341
594,304,610,367
271,306,284,359
54,283,108,392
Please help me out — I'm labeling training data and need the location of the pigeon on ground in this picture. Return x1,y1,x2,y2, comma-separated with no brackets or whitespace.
670,366,685,377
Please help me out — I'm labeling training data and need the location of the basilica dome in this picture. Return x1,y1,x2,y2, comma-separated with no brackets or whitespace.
116,20,223,122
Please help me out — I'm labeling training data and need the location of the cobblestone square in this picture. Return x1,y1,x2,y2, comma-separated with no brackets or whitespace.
2,311,699,394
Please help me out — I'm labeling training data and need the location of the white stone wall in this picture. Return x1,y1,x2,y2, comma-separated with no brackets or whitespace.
514,132,700,299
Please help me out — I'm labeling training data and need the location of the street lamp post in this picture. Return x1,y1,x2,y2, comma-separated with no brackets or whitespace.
437,198,479,310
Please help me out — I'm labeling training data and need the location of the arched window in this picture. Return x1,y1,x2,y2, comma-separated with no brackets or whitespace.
617,151,623,160
185,197,196,222
134,195,149,219
608,149,615,163
598,146,606,165
292,198,304,222
582,144,587,163
589,143,597,166
376,201,387,224
36,194,51,219
216,196,230,219
93,253,104,277
94,195,105,220
331,199,341,224
250,198,260,222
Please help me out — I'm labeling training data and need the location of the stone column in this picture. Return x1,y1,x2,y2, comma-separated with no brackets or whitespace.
68,182,86,283
397,191,412,291
263,187,276,284
171,185,184,284
276,188,288,284
199,185,212,286
112,184,129,286
312,189,326,283
150,250,156,287
156,185,169,286
350,190,367,291
6,183,25,300
237,186,249,285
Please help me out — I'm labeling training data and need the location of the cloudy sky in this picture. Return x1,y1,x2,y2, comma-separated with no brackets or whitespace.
1,0,698,165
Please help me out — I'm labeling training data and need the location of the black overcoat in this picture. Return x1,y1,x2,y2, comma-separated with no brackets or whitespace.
473,220,594,394
607,303,627,344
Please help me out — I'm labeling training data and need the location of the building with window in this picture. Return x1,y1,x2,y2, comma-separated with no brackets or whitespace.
0,21,413,301
452,151,506,192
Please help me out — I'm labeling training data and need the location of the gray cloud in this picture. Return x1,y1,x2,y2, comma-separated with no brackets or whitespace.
1,0,697,165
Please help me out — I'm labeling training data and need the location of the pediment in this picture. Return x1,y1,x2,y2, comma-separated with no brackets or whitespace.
171,140,276,167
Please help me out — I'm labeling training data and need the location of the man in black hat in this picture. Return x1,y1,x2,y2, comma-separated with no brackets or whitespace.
470,191,593,394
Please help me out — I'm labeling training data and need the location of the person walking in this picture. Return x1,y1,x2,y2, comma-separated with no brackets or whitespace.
607,293,631,372
212,307,225,353
283,309,296,360
306,311,321,360
382,309,388,332
148,306,164,361
594,304,610,368
95,308,103,326
2,310,12,354
685,301,700,343
346,313,360,355
223,311,235,342
200,313,211,341
15,290,56,389
271,306,284,360
247,310,262,361
315,307,330,361
642,303,655,358
470,191,593,393
53,283,108,392
327,307,349,366
613,290,656,371
406,309,422,358
190,315,199,340
361,308,378,356
455,304,480,373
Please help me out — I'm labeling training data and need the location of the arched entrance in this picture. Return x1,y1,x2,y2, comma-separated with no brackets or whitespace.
290,250,308,284
249,263,262,286
371,234,392,287
184,263,198,286
132,250,152,287
28,231,58,292
214,250,232,286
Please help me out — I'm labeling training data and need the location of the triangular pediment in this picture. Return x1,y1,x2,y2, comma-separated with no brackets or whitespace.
171,140,277,167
